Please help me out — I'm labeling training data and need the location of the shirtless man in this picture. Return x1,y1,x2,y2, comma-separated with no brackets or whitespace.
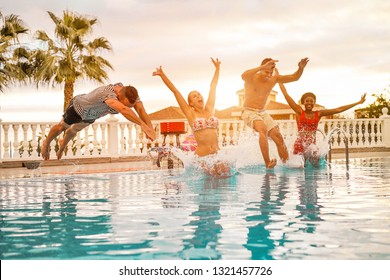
41,83,156,160
241,57,309,168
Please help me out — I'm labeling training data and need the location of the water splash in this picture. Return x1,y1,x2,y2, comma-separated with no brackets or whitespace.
230,131,307,169
171,147,238,178
149,128,337,176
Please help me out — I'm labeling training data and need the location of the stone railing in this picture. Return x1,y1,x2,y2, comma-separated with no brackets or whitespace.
1,111,390,163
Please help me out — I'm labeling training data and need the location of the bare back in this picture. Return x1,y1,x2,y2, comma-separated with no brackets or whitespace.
243,74,277,110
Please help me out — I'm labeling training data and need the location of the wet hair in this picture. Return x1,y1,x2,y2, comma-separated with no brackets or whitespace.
300,92,316,104
122,85,139,103
260,58,275,74
261,58,273,65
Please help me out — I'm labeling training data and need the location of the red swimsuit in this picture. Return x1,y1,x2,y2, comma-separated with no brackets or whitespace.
293,111,319,155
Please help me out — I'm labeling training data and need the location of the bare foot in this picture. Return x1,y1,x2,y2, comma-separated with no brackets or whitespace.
41,139,50,160
56,139,66,160
266,158,277,169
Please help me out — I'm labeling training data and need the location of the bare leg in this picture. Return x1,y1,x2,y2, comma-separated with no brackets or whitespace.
307,144,320,167
269,126,289,163
57,122,90,160
253,120,277,169
41,120,69,160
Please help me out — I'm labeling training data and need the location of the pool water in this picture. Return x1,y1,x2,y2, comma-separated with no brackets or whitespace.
1,157,389,260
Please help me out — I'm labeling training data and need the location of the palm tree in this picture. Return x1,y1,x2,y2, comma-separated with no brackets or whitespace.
33,10,113,111
0,11,30,92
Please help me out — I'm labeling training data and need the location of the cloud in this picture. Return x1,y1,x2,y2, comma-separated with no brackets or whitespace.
1,0,390,118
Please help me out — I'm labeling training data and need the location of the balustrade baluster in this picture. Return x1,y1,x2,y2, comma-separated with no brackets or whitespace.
31,125,38,159
12,124,20,158
119,124,126,154
374,120,381,146
22,124,29,158
156,132,164,149
37,124,46,159
83,126,90,156
127,123,134,155
355,120,362,147
2,124,10,159
100,124,107,155
75,131,83,157
92,123,99,156
141,137,148,155
345,121,353,148
365,120,371,147
232,122,238,145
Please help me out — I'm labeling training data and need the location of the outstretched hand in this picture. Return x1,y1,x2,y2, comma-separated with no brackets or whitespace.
211,57,221,68
152,66,163,77
359,93,367,104
298,57,309,69
141,123,156,141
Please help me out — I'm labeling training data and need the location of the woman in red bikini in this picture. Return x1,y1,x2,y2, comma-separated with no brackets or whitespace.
278,82,366,166
153,58,231,177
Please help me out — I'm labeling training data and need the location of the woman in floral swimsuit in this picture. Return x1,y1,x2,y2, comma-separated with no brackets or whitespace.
153,58,232,177
294,109,320,155
278,83,366,166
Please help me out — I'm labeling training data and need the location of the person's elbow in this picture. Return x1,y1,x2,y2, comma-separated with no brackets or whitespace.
116,105,130,115
241,71,250,80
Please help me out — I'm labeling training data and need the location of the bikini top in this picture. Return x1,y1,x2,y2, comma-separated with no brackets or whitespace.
191,116,219,132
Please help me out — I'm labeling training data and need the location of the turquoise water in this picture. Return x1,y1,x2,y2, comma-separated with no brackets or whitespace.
1,158,390,260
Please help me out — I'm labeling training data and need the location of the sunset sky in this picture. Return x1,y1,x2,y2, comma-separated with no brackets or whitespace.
1,0,389,121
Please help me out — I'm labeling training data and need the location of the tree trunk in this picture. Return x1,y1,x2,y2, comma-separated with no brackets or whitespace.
63,81,74,112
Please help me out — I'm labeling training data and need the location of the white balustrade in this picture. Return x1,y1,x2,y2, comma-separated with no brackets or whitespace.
1,114,390,162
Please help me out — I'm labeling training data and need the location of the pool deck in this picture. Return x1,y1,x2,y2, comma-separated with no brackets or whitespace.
0,156,159,180
1,151,390,180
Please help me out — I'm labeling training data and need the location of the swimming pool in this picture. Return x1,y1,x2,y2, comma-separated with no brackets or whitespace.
1,157,389,260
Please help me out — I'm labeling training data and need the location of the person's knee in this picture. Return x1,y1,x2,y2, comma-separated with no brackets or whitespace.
52,121,69,134
258,129,268,138
255,124,267,135
273,132,285,145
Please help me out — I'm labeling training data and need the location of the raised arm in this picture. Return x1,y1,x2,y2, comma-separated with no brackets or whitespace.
277,57,309,83
205,57,220,113
278,82,303,115
152,66,192,117
105,98,156,140
241,59,278,81
133,101,154,130
319,93,366,117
